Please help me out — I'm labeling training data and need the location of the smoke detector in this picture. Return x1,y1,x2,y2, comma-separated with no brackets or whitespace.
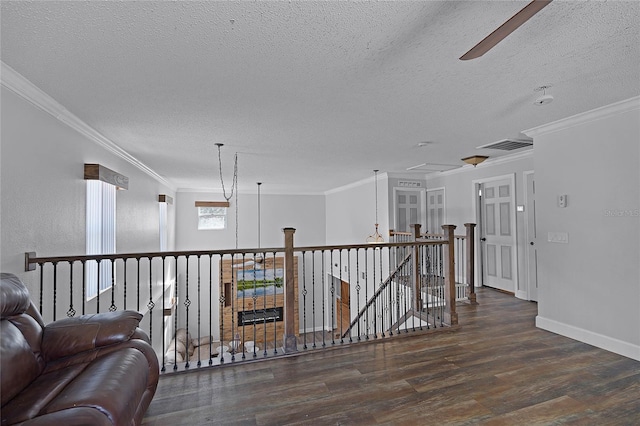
534,85,553,105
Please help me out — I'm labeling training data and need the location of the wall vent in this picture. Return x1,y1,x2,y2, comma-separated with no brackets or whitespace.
398,180,422,188
477,139,533,151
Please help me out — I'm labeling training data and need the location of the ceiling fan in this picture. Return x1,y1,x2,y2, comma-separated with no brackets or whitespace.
460,0,553,60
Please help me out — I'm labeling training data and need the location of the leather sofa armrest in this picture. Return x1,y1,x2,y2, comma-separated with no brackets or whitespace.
42,310,143,361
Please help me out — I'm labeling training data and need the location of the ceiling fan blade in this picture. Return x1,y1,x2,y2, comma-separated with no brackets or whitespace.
460,0,553,61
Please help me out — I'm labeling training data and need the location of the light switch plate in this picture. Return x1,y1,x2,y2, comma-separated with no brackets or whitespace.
558,194,568,208
548,232,569,243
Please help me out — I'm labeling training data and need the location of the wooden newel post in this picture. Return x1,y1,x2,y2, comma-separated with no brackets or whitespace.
282,227,298,353
442,224,458,326
412,224,422,311
464,223,478,305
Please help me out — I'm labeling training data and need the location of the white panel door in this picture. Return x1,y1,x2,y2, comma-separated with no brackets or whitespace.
480,178,516,293
426,188,445,234
395,189,425,233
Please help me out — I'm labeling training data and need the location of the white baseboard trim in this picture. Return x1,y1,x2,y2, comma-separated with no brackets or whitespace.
536,316,640,361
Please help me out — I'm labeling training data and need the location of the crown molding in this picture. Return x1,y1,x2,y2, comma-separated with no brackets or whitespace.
324,172,389,196
523,96,640,138
1,61,176,191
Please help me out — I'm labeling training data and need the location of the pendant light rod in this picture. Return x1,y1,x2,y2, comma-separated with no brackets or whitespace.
257,182,262,249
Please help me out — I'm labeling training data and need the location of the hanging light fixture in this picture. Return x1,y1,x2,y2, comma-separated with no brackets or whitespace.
366,170,384,243
461,155,489,167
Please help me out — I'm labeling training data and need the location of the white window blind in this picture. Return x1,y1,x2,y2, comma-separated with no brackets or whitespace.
86,180,116,299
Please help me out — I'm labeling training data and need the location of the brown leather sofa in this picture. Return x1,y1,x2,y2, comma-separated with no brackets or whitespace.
1,273,159,425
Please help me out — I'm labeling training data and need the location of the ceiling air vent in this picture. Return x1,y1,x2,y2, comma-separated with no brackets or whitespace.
477,139,533,151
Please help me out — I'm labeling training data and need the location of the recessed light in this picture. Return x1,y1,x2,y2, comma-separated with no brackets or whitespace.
416,141,434,148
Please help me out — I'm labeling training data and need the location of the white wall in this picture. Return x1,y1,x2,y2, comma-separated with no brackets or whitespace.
1,87,176,297
325,173,389,246
175,191,325,250
425,153,534,297
526,98,640,361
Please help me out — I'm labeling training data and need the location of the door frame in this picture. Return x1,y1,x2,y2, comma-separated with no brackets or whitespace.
471,173,520,296
391,187,427,233
523,170,537,301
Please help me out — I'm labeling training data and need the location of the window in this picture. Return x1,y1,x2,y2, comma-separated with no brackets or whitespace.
195,201,230,230
84,164,128,300
158,195,173,251
198,206,227,230
86,180,116,299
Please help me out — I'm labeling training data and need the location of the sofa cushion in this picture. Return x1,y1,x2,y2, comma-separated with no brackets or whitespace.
0,273,31,319
3,348,150,425
0,319,44,406
42,311,143,362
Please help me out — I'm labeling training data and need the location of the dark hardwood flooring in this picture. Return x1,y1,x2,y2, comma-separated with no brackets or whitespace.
143,288,640,425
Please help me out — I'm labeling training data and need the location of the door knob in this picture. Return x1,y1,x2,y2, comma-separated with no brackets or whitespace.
481,237,487,241
530,241,534,245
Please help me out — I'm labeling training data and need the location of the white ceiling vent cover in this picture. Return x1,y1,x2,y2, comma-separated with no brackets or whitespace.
477,139,533,151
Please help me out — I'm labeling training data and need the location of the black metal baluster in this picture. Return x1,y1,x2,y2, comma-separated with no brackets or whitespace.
209,254,214,366
302,251,308,350
330,250,335,345
123,259,128,310
364,250,369,340
109,260,116,312
312,250,317,349
387,247,393,336
81,261,86,315
173,256,179,371
161,256,166,373
239,253,246,361
96,259,101,314
271,252,277,355
218,254,226,364
338,249,343,344
184,255,191,368
197,255,202,367
356,249,361,341
148,257,155,348
347,249,352,343
321,250,326,347
39,264,44,316
137,259,141,312
52,261,58,321
67,261,76,317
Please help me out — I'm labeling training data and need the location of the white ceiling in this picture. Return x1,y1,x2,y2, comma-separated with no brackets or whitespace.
2,1,639,194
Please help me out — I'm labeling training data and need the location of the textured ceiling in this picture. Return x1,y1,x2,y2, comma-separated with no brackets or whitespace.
2,1,639,193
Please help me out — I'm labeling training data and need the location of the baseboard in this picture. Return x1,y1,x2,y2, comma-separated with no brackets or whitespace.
536,315,640,361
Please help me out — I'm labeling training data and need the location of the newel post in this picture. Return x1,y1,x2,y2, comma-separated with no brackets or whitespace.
442,225,458,326
412,224,422,311
464,223,478,305
282,227,298,353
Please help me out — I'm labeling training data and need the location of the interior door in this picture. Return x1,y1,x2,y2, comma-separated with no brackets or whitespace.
426,188,445,234
395,189,425,233
480,177,517,293
525,172,538,301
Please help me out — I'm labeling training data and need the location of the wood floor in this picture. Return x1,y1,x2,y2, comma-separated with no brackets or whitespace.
143,288,640,425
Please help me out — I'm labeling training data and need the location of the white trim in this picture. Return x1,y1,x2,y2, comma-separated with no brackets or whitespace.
429,150,533,179
177,186,325,196
324,172,389,196
536,316,640,362
522,170,536,302
523,96,640,138
0,61,175,191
